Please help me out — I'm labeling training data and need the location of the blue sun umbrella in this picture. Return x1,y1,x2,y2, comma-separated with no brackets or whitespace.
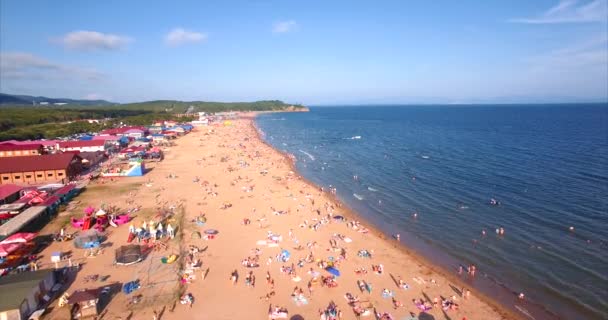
325,266,341,277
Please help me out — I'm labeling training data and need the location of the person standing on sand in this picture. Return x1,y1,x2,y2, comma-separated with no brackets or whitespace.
307,280,313,297
152,310,158,320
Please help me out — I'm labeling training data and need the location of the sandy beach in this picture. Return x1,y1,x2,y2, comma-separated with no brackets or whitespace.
38,113,519,320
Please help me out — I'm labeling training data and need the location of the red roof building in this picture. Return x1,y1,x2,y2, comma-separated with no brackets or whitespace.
0,143,44,158
0,153,83,185
0,184,23,204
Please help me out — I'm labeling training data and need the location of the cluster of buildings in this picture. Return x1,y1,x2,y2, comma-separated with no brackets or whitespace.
0,122,194,185
0,115,236,320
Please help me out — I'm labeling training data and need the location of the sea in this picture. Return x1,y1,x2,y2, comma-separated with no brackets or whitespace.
255,104,608,320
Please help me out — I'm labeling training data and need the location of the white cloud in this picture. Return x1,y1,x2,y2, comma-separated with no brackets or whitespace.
164,28,207,46
510,0,608,24
519,34,608,98
273,20,297,33
57,30,131,51
0,52,104,81
528,34,608,74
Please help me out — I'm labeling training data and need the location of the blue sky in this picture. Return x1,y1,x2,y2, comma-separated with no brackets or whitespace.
1,0,606,104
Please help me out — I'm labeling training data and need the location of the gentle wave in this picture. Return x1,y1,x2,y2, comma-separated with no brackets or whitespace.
299,150,315,161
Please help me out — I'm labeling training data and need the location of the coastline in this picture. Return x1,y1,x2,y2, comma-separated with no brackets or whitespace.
36,111,529,320
248,111,526,320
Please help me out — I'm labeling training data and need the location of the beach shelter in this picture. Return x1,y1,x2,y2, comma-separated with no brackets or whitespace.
0,242,22,257
74,230,103,249
68,288,100,318
115,244,143,265
0,232,36,244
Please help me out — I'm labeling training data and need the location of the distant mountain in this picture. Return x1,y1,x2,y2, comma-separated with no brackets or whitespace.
0,93,116,106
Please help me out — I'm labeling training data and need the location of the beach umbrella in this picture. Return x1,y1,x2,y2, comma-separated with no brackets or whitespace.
281,249,291,259
191,231,202,239
0,232,37,244
95,209,107,216
0,243,22,257
333,215,344,220
325,266,341,277
204,229,218,235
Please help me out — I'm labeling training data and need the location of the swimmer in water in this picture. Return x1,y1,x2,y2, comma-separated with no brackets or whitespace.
413,212,418,219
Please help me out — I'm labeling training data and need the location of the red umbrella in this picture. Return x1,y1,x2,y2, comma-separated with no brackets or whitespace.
0,243,22,257
0,232,37,245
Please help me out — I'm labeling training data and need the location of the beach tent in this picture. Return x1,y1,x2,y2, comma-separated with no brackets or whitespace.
0,232,36,244
115,244,143,265
126,161,145,177
74,230,103,249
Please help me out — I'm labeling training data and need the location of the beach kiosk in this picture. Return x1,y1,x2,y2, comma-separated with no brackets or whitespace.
67,289,99,319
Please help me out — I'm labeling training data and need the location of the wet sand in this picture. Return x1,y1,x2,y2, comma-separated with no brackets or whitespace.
39,113,519,320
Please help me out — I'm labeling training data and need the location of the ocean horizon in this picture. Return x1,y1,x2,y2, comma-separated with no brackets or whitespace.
256,104,608,320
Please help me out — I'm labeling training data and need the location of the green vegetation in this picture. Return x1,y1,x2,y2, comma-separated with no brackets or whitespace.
0,108,150,130
117,100,301,113
0,99,304,141
0,108,193,141
0,99,304,113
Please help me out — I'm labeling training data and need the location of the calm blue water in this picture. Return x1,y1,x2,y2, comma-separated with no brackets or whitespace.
256,105,608,320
